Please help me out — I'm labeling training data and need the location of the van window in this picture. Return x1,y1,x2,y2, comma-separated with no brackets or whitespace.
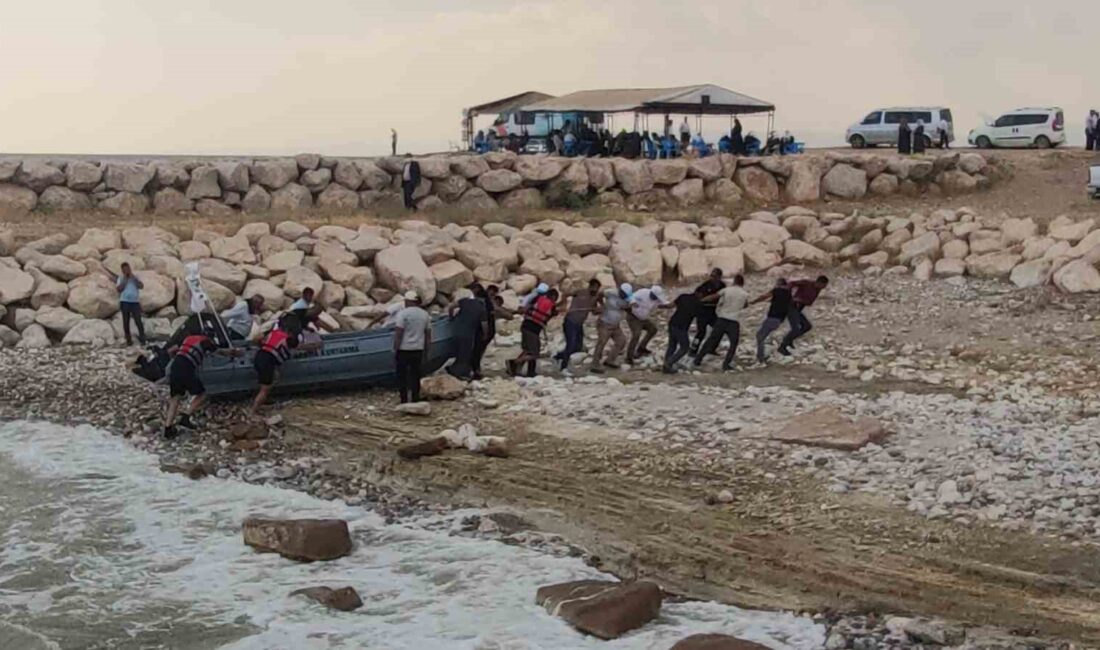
861,112,882,125
1016,114,1049,126
913,112,932,124
884,112,907,124
993,114,1016,128
942,109,953,123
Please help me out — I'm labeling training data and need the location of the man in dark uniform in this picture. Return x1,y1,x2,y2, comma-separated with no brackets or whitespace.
690,268,724,355
401,156,422,210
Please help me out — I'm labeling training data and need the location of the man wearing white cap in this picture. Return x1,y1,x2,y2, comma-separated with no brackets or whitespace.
392,290,432,404
625,285,669,364
590,283,631,372
520,282,550,309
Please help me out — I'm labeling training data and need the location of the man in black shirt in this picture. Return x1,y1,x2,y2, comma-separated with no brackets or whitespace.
471,284,497,379
447,285,488,380
690,268,724,355
751,278,791,363
663,288,704,373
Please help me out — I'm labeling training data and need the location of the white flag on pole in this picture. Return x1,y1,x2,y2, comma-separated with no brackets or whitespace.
184,262,209,314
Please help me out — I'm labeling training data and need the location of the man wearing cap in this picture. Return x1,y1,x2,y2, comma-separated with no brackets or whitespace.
625,285,669,364
520,282,550,309
590,283,632,372
393,291,432,403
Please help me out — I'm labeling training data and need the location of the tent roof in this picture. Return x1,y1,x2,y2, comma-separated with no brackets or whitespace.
465,91,555,116
520,84,774,115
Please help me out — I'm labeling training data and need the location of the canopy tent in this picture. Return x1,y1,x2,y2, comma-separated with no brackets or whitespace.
519,84,774,116
461,91,555,148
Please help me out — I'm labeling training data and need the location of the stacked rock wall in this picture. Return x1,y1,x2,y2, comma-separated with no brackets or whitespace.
1,202,1096,350
0,151,1003,217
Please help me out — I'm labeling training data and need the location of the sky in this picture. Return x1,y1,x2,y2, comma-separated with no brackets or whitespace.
1,0,1095,156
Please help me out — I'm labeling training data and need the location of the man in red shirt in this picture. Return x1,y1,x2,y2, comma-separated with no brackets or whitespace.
778,275,828,356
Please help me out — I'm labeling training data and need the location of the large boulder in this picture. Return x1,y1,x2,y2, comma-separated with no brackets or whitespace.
456,187,498,212
37,308,88,337
650,159,688,185
263,249,305,272
374,244,436,303
67,274,120,318
612,159,654,194
123,226,179,255
134,270,176,312
28,268,68,309
78,228,121,254
197,258,247,294
662,222,703,250
784,159,823,202
243,279,285,310
0,183,38,213
104,163,155,193
317,184,361,210
584,158,616,189
1010,258,1053,289
676,249,709,284
940,170,978,194
431,175,469,202
429,259,474,295
185,166,222,199
897,232,941,266
98,192,149,215
15,161,65,193
0,267,35,305
283,266,324,299
241,185,273,213
290,586,363,612
37,255,87,282
687,155,723,181
514,157,564,183
741,241,781,272
553,226,610,256
706,178,743,205
153,188,194,215
772,406,888,451
176,278,235,314
65,161,103,191
547,161,589,195
153,162,190,190
1001,217,1038,244
1053,259,1100,293
498,188,544,209
670,635,770,650
477,169,522,193
271,183,313,212
417,157,452,179
454,236,517,271
868,173,899,196
38,186,92,212
242,518,352,562
822,164,868,199
210,235,257,264
15,323,51,349
609,224,661,286
669,179,705,206
332,160,363,190
535,580,662,640
733,167,779,203
451,156,491,179
966,251,1020,279
215,161,250,192
346,230,391,263
300,168,332,193
782,240,832,266
958,153,987,174
704,247,745,277
736,220,790,252
251,158,300,190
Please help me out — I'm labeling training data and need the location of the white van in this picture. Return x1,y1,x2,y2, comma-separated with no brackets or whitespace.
968,108,1065,149
845,107,953,149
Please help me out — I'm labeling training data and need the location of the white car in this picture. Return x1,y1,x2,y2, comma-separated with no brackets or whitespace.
968,107,1065,149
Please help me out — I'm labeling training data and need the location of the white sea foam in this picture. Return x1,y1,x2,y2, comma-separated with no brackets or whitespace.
0,421,825,649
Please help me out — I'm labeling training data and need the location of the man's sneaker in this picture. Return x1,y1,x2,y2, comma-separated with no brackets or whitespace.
636,346,653,356
163,426,179,440
778,347,792,357
505,360,518,377
178,413,197,430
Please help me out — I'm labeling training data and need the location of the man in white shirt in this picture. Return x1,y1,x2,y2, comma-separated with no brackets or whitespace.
693,275,749,371
938,118,951,150
220,295,265,341
679,117,691,149
1087,111,1099,152
393,291,432,404
625,285,668,364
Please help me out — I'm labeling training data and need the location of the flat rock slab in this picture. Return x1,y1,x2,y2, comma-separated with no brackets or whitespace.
242,518,352,562
397,437,449,460
670,634,771,649
771,406,888,451
290,585,363,611
535,579,662,640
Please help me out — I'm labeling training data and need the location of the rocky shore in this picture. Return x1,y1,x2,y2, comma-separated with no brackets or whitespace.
0,150,1003,218
4,198,1100,350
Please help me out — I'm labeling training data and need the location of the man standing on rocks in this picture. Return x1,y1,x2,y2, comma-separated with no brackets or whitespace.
778,275,829,356
401,156,421,210
590,283,631,373
508,288,559,378
690,269,724,356
663,287,704,373
751,278,792,364
393,291,432,403
693,274,749,371
391,128,398,156
164,327,240,438
626,285,669,364
446,286,487,380
112,262,145,346
554,279,601,372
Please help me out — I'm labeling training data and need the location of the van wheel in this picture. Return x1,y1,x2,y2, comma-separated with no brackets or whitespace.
922,135,933,150
1034,135,1051,149
975,136,992,149
849,134,866,149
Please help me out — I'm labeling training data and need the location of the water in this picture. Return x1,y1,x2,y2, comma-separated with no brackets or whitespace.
0,421,825,649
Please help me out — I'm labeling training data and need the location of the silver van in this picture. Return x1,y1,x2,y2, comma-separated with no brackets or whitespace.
845,107,954,149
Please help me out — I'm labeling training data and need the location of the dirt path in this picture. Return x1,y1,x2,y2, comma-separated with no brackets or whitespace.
276,381,1100,644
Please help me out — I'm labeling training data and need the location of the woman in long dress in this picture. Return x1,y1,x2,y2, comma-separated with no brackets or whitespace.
912,120,926,154
897,118,912,155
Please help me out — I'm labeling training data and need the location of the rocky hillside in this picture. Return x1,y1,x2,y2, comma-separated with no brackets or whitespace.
1,200,1097,349
0,151,1003,217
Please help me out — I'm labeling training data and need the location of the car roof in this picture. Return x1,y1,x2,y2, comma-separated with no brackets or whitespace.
874,107,948,111
1002,107,1062,114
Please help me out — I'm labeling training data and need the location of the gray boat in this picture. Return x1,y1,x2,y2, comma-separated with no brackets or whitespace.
197,316,459,397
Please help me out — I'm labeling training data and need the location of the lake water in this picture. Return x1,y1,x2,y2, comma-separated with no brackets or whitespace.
0,421,825,649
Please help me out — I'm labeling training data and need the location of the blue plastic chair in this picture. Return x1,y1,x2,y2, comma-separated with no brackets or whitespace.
784,141,805,155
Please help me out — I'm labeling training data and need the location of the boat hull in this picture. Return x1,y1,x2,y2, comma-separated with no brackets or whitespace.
197,316,459,397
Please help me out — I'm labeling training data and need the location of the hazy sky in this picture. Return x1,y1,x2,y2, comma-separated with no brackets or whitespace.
1,0,1094,156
